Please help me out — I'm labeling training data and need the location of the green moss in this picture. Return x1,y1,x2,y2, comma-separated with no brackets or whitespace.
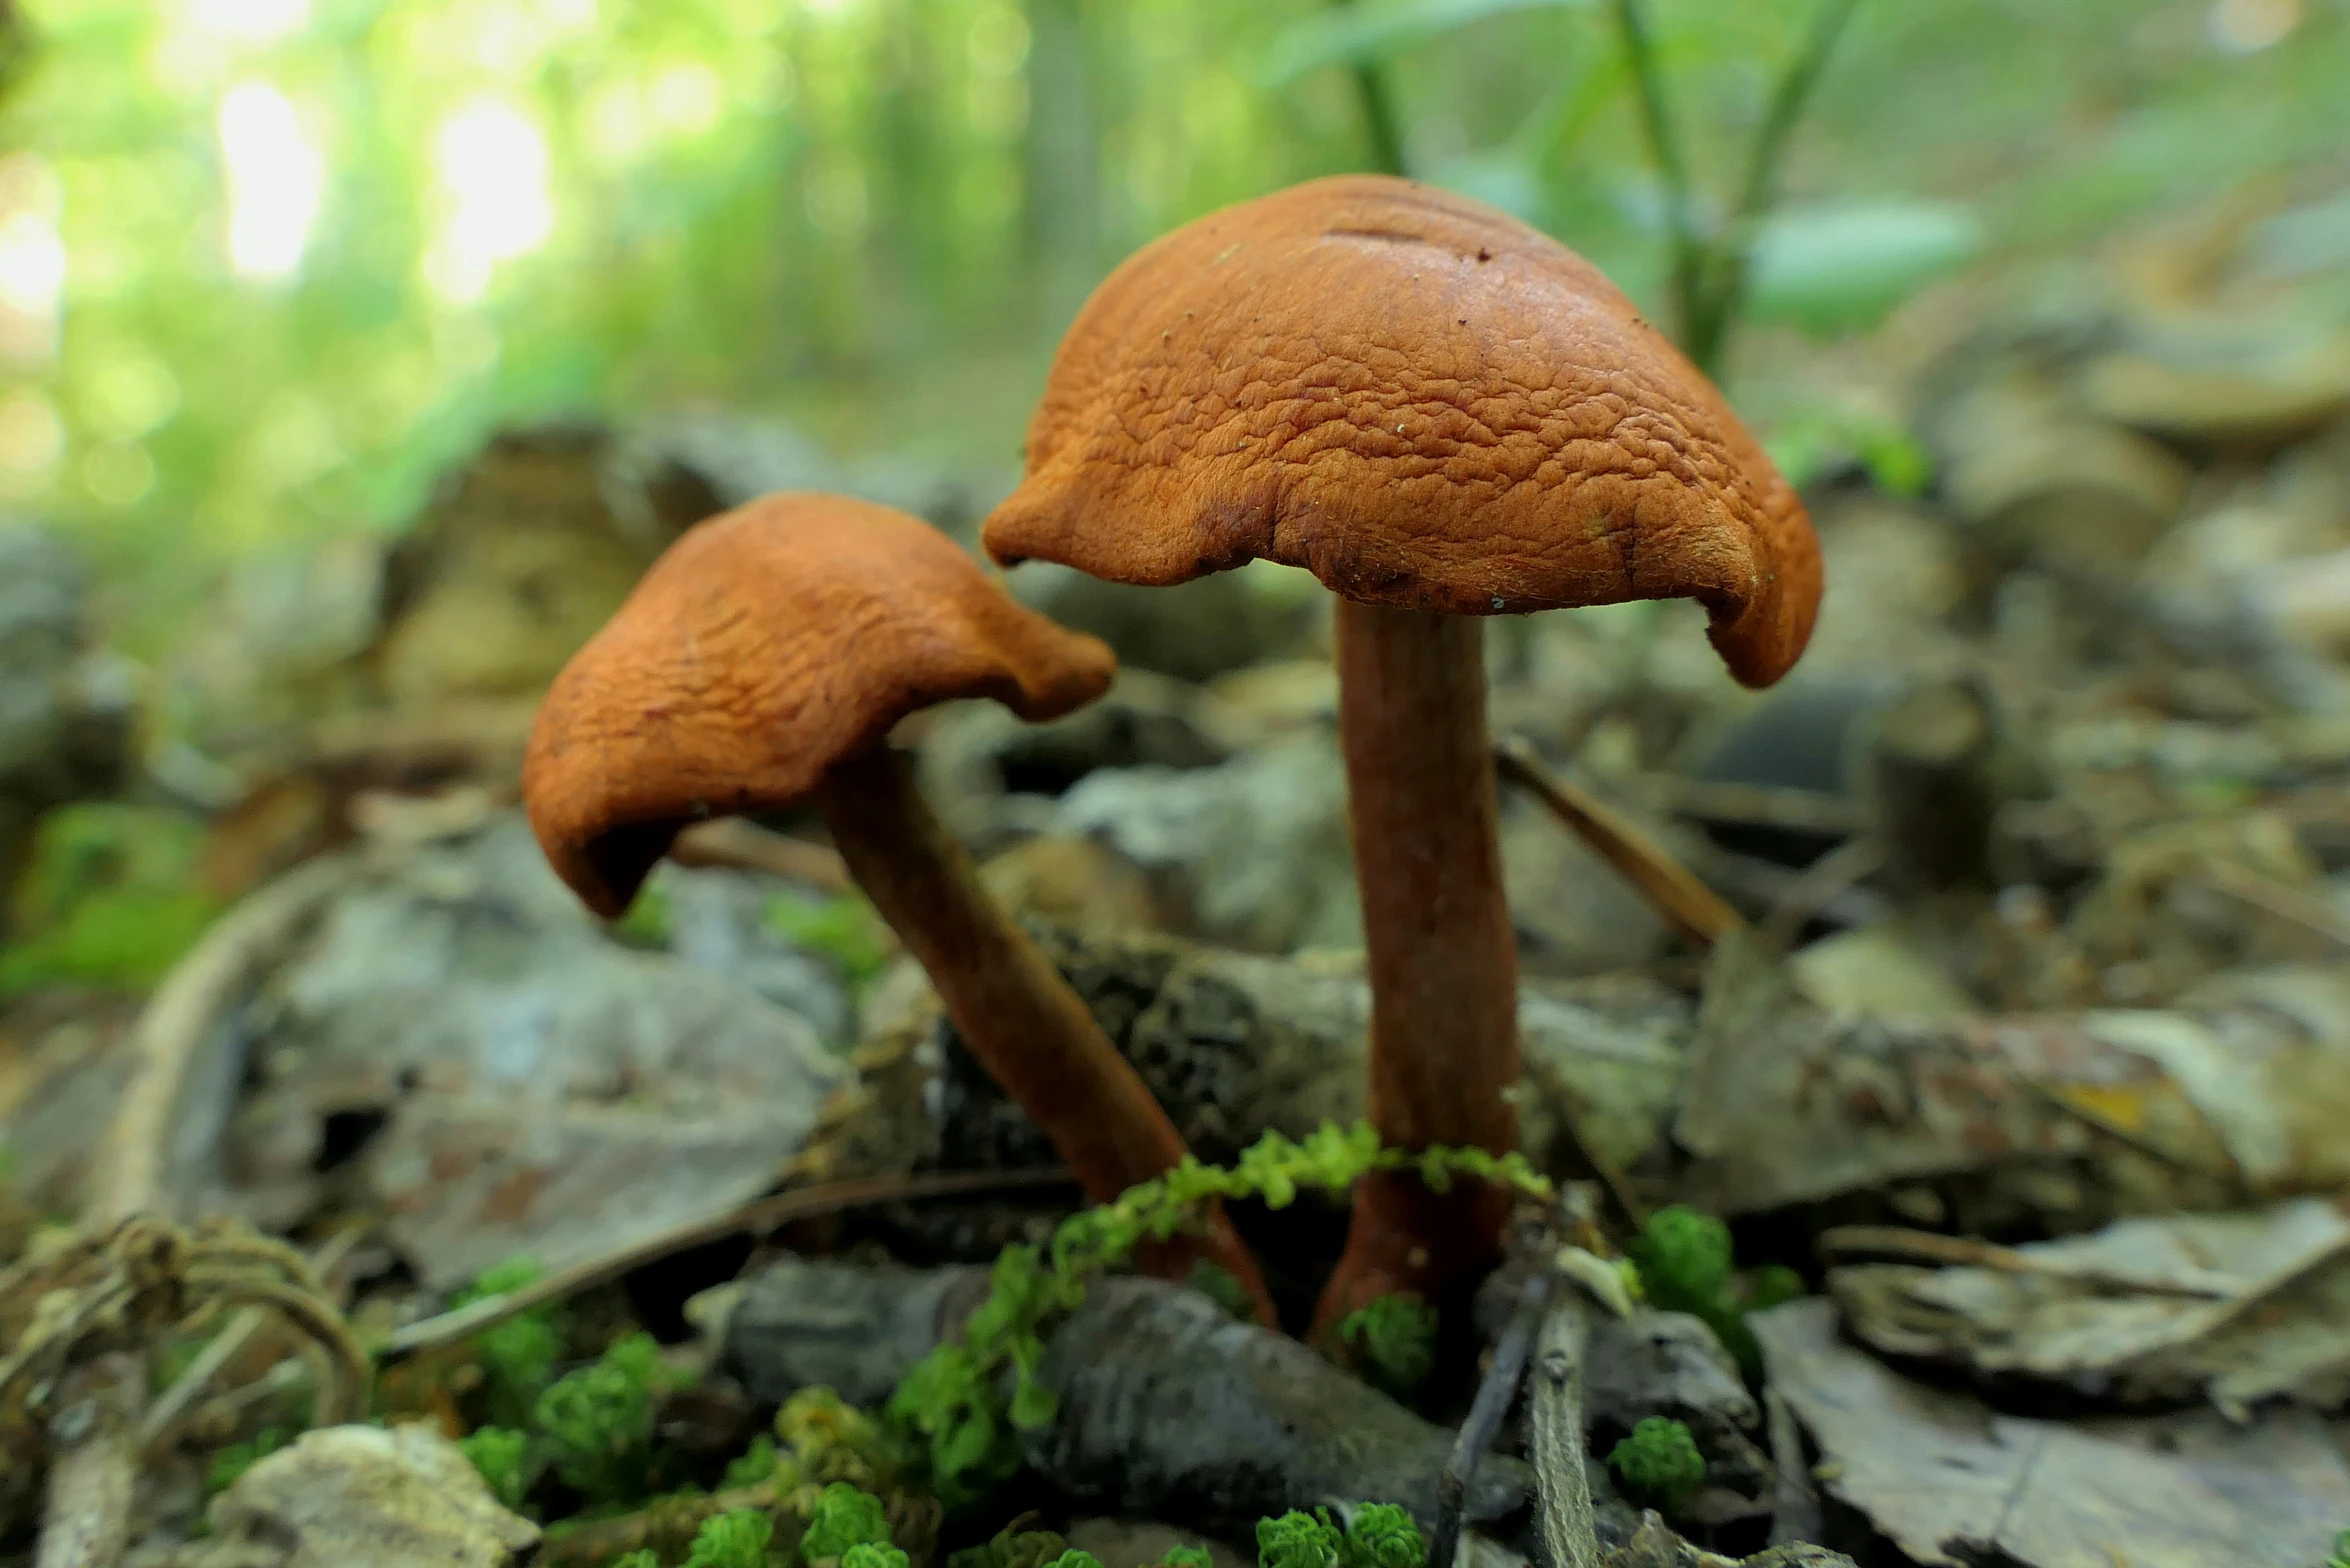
842,1548,910,1568
1629,1205,1780,1383
1335,1295,1437,1402
1158,1548,1214,1568
722,1434,784,1491
799,1482,892,1561
460,1425,531,1510
1340,1506,1423,1568
1036,1553,1100,1568
455,1256,565,1431
1255,1512,1343,1568
533,1332,678,1503
946,1524,1069,1568
1608,1417,1706,1512
682,1509,774,1568
887,1121,1551,1507
763,891,889,992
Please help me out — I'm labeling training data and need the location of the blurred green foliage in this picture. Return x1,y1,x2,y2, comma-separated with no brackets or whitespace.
0,0,2345,636
764,890,890,994
0,802,213,997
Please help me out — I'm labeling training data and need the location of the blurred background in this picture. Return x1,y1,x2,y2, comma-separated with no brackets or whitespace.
3,0,2350,1007
2,0,2344,627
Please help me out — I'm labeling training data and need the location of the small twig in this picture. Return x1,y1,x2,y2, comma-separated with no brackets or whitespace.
1496,737,1745,950
671,817,851,892
1757,834,1887,951
1430,1267,1557,1568
381,1166,1075,1361
1763,1389,1820,1548
1528,1284,1601,1568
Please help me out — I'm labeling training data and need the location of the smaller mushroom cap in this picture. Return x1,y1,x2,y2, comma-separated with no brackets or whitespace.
524,492,1115,916
982,174,1820,687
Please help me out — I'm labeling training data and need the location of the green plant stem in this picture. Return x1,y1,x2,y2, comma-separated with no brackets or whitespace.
1605,0,1706,360
1685,0,1864,373
1329,0,1409,175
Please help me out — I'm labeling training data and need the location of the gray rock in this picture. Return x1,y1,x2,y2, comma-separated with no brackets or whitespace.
185,1423,538,1568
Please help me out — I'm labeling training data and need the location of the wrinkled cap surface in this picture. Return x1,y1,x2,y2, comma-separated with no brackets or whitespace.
525,492,1115,916
983,174,1821,686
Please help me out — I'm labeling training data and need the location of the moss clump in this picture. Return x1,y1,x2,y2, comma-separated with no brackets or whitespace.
797,1482,892,1562
533,1332,679,1503
684,1509,774,1568
1335,1295,1437,1402
945,1523,1072,1568
1340,1506,1423,1568
1608,1417,1706,1512
460,1424,530,1510
455,1256,565,1431
1628,1205,1802,1383
1255,1512,1343,1568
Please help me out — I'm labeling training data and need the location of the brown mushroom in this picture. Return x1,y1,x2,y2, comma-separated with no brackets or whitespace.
524,492,1272,1317
982,174,1822,1330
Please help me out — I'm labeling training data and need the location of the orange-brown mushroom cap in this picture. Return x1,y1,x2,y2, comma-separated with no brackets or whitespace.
981,174,1821,687
524,492,1115,917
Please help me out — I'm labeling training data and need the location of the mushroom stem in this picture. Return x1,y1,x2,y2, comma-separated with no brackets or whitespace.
814,745,1274,1322
1314,601,1519,1334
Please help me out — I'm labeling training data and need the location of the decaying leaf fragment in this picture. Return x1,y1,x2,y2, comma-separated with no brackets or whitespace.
1675,933,2350,1223
1753,1299,2350,1568
1827,1197,2350,1416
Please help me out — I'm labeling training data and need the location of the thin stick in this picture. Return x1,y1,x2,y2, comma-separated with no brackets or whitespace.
1528,1288,1600,1568
1431,1267,1556,1568
381,1166,1076,1361
1496,737,1745,950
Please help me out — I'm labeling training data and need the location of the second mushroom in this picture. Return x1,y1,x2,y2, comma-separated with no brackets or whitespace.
981,175,1824,1332
522,491,1272,1318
